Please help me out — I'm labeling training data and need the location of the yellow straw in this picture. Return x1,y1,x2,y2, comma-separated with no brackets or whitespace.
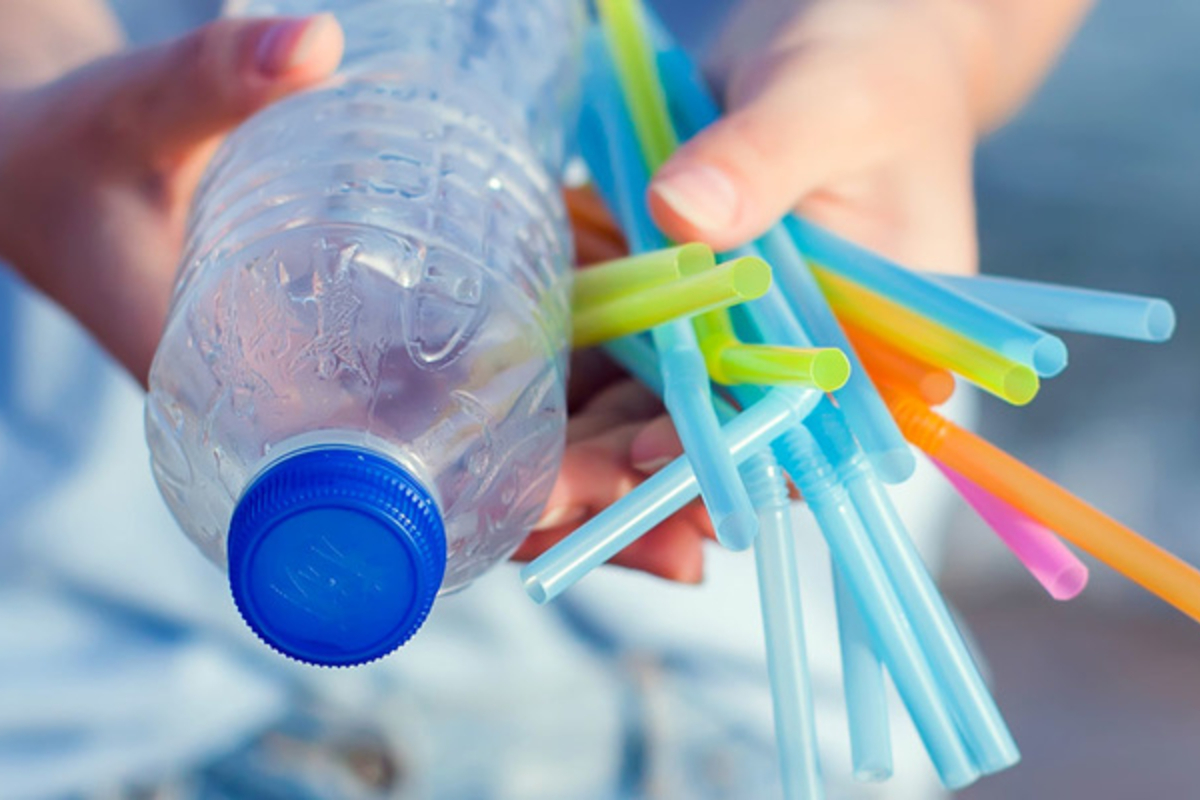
813,266,1039,406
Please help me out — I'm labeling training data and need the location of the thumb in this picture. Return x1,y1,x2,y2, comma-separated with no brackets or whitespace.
87,14,344,167
647,50,887,251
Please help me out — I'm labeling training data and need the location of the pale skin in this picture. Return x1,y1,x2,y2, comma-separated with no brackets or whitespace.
0,0,1091,583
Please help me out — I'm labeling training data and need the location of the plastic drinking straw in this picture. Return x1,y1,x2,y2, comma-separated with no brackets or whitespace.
882,387,1200,624
572,256,772,348
603,335,663,395
744,451,826,800
693,306,850,389
520,385,821,603
582,29,759,551
752,203,915,484
933,459,1088,601
597,0,676,172
930,273,1177,343
648,46,817,373
573,244,714,310
765,420,979,789
832,565,893,782
842,321,957,407
603,0,834,404
741,286,981,778
814,267,1040,406
617,326,979,788
810,399,1020,775
730,274,991,782
605,335,825,800
784,216,1069,378
638,37,918,483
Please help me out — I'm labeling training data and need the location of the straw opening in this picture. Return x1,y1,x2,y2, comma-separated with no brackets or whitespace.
1048,563,1089,601
523,574,550,605
812,349,852,392
1031,336,1068,378
729,256,773,299
1145,299,1176,342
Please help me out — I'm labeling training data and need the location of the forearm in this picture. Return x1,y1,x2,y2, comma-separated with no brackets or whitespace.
926,0,1094,132
0,0,125,90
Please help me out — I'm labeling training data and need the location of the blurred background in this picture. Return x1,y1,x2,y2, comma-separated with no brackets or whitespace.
3,0,1198,797
944,0,1200,795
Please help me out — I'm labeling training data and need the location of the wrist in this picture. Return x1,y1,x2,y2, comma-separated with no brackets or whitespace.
914,0,1003,133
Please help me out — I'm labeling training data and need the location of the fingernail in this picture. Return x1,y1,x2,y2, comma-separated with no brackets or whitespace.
650,164,740,232
632,455,673,474
533,505,585,532
256,14,336,77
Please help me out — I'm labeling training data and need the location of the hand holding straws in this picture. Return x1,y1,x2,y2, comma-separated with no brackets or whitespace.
523,1,1196,796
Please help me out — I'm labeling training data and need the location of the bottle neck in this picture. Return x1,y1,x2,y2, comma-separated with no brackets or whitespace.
244,428,444,513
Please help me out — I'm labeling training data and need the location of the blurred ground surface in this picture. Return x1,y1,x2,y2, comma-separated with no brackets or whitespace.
946,1,1200,797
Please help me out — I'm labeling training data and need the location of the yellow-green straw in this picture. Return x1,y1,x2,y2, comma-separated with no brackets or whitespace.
573,243,715,310
719,345,851,391
573,256,772,348
598,0,813,384
814,266,1039,405
596,0,678,171
693,304,850,390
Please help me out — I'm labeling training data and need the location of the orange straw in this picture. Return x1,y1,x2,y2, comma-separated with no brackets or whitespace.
882,387,1200,624
842,321,956,407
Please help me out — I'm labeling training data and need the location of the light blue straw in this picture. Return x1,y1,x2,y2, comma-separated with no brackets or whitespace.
580,32,759,550
930,273,1176,343
810,400,1020,775
755,228,916,485
520,385,820,603
727,211,978,784
744,451,826,800
783,217,1069,378
762,419,978,789
654,42,915,484
832,565,894,782
606,335,824,800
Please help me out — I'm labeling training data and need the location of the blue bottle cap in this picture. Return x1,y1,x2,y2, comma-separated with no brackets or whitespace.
228,446,446,667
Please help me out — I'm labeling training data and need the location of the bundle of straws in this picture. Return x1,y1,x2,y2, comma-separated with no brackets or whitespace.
522,0,1194,795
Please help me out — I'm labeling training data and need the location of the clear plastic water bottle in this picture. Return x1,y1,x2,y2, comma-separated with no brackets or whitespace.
144,0,585,666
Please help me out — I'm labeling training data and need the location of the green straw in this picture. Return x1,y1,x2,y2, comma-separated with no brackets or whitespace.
573,243,715,310
693,306,850,390
596,0,678,170
717,344,850,391
572,256,772,348
598,0,824,388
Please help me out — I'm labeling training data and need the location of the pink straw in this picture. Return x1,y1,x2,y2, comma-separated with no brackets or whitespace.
934,459,1089,600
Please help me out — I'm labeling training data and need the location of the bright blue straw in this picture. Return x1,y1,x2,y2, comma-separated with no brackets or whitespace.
930,273,1176,343
810,400,1020,775
520,385,820,604
607,335,824,800
832,565,893,782
580,32,759,551
783,217,1069,378
653,43,915,484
